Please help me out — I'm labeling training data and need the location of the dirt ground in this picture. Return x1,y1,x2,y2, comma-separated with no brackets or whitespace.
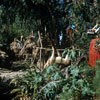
0,67,26,100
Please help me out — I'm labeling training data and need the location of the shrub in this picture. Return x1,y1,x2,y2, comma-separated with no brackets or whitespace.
10,62,96,100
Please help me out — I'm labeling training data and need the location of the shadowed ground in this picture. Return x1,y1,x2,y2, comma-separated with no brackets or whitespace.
0,68,26,100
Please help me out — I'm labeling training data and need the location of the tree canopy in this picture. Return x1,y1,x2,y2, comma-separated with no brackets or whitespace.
0,0,100,48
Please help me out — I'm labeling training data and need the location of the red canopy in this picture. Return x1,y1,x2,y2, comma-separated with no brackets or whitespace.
88,38,100,68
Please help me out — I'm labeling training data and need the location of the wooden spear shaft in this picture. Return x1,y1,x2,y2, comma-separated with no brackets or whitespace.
38,31,43,70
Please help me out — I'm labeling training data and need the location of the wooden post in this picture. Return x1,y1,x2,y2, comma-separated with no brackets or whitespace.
38,31,43,70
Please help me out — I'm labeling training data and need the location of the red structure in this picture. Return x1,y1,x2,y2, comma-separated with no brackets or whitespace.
88,38,100,68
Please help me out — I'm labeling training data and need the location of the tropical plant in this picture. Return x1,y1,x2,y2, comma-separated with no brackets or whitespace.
10,64,65,100
59,64,95,100
10,60,96,100
93,60,100,100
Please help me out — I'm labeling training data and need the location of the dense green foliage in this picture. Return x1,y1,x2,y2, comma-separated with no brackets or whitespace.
0,0,100,48
93,60,100,99
1,0,100,100
10,48,97,100
11,63,96,100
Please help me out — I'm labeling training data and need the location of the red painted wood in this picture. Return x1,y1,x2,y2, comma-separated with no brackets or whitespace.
88,38,100,68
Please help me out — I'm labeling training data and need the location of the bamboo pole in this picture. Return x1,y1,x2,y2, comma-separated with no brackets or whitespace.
38,31,43,70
